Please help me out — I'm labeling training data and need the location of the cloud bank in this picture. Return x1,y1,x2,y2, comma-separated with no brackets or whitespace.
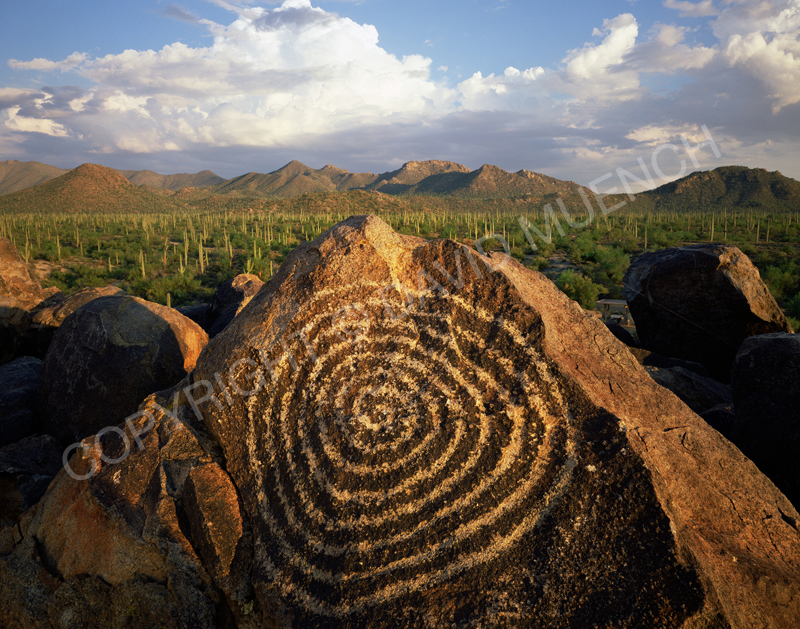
2,0,799,184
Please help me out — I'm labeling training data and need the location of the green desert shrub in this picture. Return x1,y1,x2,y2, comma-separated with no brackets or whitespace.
555,269,602,310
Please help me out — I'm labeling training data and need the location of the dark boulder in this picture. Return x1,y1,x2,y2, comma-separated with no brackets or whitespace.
731,332,800,508
624,244,792,382
176,303,210,329
0,356,43,447
30,285,125,356
604,320,640,348
206,273,263,337
0,434,62,533
629,347,710,376
39,295,208,444
700,403,737,440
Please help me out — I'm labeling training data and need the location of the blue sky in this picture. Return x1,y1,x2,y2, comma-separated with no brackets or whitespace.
1,0,799,187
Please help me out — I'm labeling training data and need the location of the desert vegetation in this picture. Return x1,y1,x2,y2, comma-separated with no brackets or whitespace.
1,193,798,328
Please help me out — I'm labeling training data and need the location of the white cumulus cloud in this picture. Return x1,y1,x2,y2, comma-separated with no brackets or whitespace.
6,0,456,153
558,14,642,100
8,52,88,72
458,66,545,110
714,0,800,112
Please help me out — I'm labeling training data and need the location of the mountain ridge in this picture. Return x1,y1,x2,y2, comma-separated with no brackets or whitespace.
2,160,799,213
0,163,186,214
635,165,800,212
0,158,587,200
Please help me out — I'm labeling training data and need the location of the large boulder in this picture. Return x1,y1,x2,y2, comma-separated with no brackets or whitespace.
731,332,800,508
2,216,798,629
29,285,125,356
206,273,263,337
185,216,796,627
39,295,208,444
624,244,793,382
0,356,43,447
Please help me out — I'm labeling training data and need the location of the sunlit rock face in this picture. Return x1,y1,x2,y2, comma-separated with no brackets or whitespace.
187,215,799,628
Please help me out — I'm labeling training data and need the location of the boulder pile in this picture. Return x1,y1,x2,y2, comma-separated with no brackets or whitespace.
0,220,798,628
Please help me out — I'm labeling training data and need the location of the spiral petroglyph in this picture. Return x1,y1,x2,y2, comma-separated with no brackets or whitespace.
231,276,579,618
179,218,714,627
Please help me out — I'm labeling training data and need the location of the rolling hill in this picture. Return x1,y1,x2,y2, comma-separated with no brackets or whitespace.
635,166,800,212
0,163,187,214
0,160,70,195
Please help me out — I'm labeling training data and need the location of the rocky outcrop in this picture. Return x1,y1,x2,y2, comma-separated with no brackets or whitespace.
185,216,797,627
38,295,208,444
624,244,793,382
29,285,125,355
206,273,263,337
0,357,43,447
0,237,49,364
731,332,800,508
2,217,799,628
0,237,43,308
0,397,249,629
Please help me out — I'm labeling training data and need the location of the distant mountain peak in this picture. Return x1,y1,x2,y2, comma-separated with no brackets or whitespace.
69,163,132,188
272,160,312,176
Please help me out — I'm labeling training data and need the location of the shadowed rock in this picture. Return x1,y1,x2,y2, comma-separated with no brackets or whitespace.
0,356,43,447
700,403,737,440
2,217,799,629
624,244,792,382
605,320,640,348
731,332,800,508
0,434,62,533
30,285,125,356
174,274,263,338
629,347,710,376
644,365,733,414
176,303,210,329
206,273,264,337
39,295,208,444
